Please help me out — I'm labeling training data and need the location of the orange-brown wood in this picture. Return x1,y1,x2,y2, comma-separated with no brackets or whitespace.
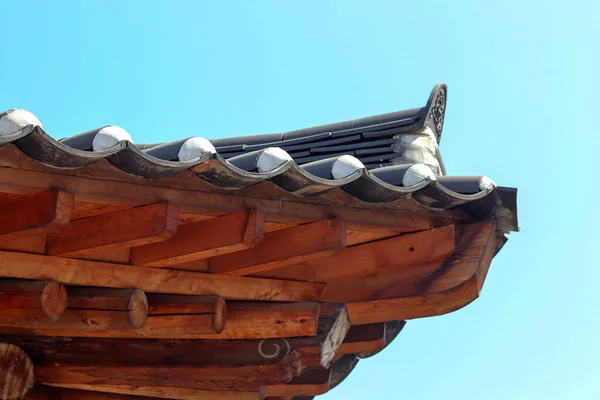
0,250,325,302
209,219,346,276
24,384,163,399
346,223,497,324
0,236,46,255
36,354,302,391
37,383,260,400
0,280,67,321
129,209,264,267
307,225,455,283
0,189,73,241
46,203,180,258
0,343,35,400
70,203,128,220
0,157,472,233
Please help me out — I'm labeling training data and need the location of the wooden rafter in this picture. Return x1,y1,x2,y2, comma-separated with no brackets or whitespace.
0,250,324,302
209,219,346,276
0,189,73,241
46,203,180,258
130,209,264,267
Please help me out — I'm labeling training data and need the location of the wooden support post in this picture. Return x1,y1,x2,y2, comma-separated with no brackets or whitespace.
0,189,73,242
209,219,346,276
306,225,455,282
0,250,324,302
46,203,180,258
0,342,35,400
129,210,264,267
0,280,67,321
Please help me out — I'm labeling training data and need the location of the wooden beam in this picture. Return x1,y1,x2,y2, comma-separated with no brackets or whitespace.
306,225,455,282
346,224,497,324
209,219,346,276
0,280,67,321
0,189,73,242
0,288,148,334
0,343,35,400
36,355,303,392
129,209,264,267
0,301,315,340
0,250,324,302
37,384,260,400
24,384,163,399
319,306,351,368
46,203,180,258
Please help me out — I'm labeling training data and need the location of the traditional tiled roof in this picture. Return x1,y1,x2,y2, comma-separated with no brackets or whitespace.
0,84,518,234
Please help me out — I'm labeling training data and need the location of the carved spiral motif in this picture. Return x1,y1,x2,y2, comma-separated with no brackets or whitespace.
257,338,291,360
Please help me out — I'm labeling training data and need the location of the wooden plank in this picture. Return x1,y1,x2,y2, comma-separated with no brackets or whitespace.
24,384,163,399
0,236,46,255
319,223,495,303
46,203,180,258
209,219,346,276
337,323,387,355
0,189,73,241
0,161,471,233
0,280,67,321
345,224,497,325
36,355,302,392
130,210,264,267
70,203,128,220
0,343,35,400
37,383,260,400
306,225,455,283
0,301,315,340
0,250,324,302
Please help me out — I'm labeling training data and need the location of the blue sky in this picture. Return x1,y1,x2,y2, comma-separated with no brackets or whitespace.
1,1,599,399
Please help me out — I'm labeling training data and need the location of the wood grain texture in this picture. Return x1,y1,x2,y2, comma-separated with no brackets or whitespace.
0,343,35,400
0,189,73,242
130,209,264,267
46,203,180,258
0,280,67,321
0,250,325,302
35,355,302,392
37,383,259,400
346,223,497,324
24,384,163,399
209,219,346,276
306,225,455,283
261,367,331,397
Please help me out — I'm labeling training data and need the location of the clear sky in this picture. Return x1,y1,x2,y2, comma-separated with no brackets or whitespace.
1,1,599,399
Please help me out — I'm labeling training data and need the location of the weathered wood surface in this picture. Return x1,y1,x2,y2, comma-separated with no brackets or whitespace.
130,210,264,267
322,224,496,325
24,385,162,399
0,280,67,321
37,383,260,400
0,343,35,400
36,353,303,392
46,203,180,258
209,219,346,276
0,251,324,302
0,189,73,242
306,225,455,282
